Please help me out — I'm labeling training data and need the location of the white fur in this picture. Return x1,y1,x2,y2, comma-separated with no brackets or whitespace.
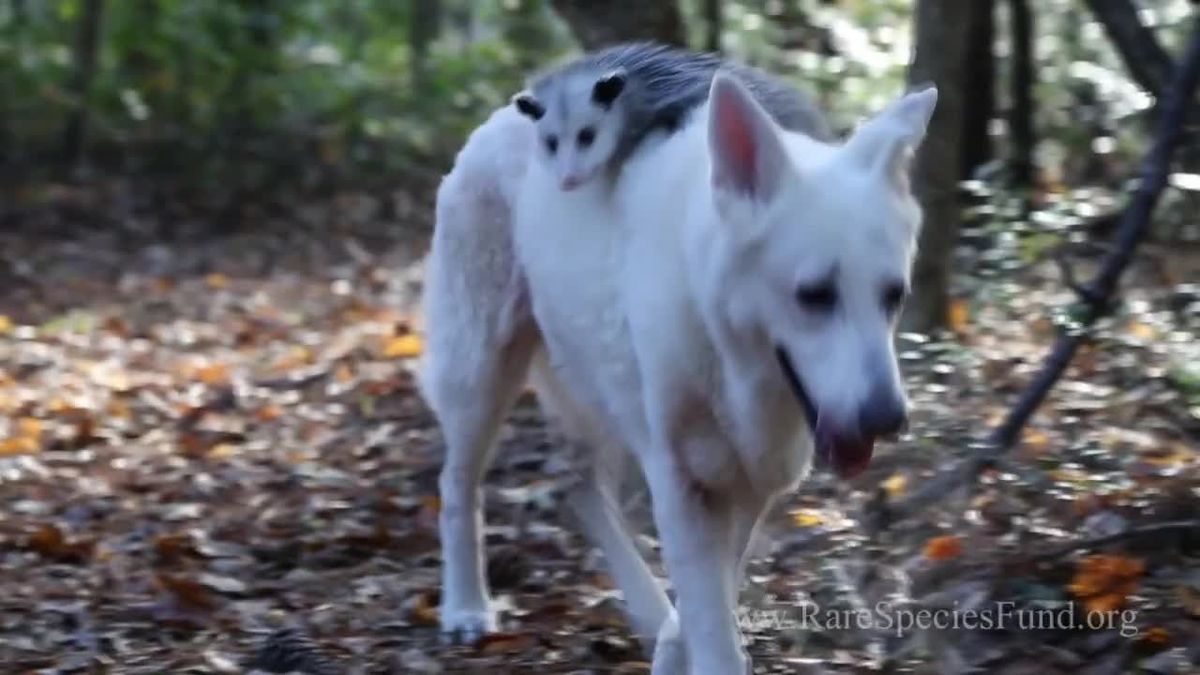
528,75,624,190
422,76,937,673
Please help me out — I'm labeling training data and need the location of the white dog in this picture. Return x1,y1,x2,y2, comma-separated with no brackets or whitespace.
421,72,937,674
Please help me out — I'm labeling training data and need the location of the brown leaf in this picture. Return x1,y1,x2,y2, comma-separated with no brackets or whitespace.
27,523,94,563
153,533,196,565
155,573,217,611
477,632,537,654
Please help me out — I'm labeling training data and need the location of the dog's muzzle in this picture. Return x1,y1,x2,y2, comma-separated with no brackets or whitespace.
775,347,876,479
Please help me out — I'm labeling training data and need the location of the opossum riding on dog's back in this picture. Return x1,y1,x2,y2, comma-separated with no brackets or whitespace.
512,42,833,190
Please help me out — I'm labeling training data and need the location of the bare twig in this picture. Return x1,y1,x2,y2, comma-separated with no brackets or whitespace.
875,19,1200,529
1083,0,1176,99
1021,519,1200,564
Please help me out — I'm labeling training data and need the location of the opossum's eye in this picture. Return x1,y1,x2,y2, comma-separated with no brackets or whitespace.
882,281,907,316
796,283,837,312
577,127,595,148
545,135,559,154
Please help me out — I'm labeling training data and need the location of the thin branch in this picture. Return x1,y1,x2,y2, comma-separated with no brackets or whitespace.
874,18,1200,529
1083,0,1175,98
1021,519,1200,564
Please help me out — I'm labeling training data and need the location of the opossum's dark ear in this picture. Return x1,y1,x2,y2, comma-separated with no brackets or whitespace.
592,69,627,106
512,92,545,120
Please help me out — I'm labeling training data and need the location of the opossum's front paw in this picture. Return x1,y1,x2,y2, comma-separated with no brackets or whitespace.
651,611,686,675
438,605,497,645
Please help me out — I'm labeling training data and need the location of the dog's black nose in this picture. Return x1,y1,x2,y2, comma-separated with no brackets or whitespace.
859,390,908,437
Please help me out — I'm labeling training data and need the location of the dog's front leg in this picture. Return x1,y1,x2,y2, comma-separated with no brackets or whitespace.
645,452,748,675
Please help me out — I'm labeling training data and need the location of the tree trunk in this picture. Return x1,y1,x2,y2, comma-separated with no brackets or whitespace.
959,0,994,180
901,0,974,333
1008,0,1035,189
410,0,442,91
703,0,723,53
62,0,105,171
549,0,686,50
1083,0,1174,98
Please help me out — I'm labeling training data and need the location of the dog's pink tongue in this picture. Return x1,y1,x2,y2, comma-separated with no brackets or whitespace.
816,420,876,479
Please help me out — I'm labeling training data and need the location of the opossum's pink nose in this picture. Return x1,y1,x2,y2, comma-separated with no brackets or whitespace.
560,175,582,190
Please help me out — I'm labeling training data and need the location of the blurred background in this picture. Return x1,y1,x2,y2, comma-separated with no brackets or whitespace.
0,1,1198,673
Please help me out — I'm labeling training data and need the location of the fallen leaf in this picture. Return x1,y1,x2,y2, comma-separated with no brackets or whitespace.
948,298,970,333
155,573,217,610
478,632,537,654
1069,554,1144,610
1139,626,1171,647
789,508,823,528
923,535,964,561
1127,320,1157,340
27,523,94,563
153,533,196,565
407,590,440,627
205,273,229,289
0,315,12,334
0,435,39,456
881,473,908,499
207,442,238,459
383,333,423,359
255,404,284,422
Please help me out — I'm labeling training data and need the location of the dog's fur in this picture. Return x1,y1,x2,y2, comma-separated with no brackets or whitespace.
421,73,937,674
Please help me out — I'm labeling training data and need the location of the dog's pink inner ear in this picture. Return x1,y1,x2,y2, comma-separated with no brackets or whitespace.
713,87,759,196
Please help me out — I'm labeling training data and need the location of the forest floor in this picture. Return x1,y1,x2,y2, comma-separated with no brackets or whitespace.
0,179,1198,674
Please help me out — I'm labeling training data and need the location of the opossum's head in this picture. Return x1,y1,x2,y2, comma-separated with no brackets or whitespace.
513,68,627,191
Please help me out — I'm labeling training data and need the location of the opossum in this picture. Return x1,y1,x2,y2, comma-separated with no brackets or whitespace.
512,42,832,191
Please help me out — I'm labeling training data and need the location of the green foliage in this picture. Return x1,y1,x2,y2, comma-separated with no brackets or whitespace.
1,0,571,188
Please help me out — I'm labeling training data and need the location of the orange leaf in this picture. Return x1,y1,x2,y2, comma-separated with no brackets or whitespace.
194,362,231,385
1021,428,1051,453
408,590,440,627
383,334,423,359
205,273,229,290
1140,626,1171,647
255,404,284,422
1069,554,1144,606
0,436,39,456
0,315,12,335
947,298,970,333
923,535,964,561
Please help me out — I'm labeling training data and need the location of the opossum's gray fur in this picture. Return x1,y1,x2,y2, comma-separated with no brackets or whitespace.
523,42,832,174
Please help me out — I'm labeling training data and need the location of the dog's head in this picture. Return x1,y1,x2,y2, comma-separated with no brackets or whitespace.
704,72,936,479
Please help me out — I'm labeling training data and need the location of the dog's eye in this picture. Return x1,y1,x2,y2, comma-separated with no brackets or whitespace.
882,282,907,314
578,127,595,147
545,135,559,154
796,283,837,311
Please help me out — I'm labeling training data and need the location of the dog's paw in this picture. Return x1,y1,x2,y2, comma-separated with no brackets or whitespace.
650,611,686,675
438,605,497,645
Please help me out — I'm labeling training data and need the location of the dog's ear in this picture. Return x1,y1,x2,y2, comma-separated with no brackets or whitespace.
591,69,627,107
513,92,545,120
845,85,938,184
707,71,789,203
